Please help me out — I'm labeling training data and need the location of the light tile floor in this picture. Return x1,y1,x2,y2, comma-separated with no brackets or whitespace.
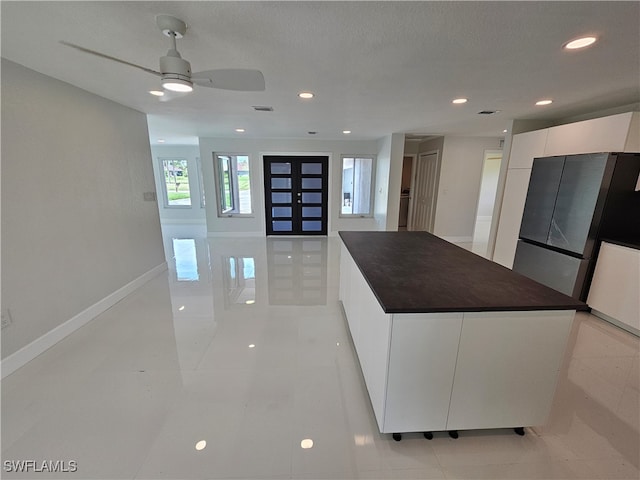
2,225,638,479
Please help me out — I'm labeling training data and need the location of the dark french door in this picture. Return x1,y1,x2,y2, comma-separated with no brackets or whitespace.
264,156,328,235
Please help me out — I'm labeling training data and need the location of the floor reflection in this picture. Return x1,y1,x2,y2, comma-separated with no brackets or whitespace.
172,238,199,281
1,223,637,479
266,238,328,305
162,223,216,372
223,256,256,306
539,312,640,469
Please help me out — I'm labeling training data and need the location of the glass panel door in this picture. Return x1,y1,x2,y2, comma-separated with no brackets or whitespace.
264,156,328,235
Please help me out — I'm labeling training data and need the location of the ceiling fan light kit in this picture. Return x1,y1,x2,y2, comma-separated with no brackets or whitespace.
159,47,193,92
60,14,265,99
162,77,193,93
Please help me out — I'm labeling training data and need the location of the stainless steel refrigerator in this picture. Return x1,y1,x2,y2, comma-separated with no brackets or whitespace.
512,152,640,301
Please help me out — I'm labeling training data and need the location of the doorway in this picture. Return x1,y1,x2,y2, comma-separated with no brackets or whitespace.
263,155,329,235
409,151,440,232
398,155,414,229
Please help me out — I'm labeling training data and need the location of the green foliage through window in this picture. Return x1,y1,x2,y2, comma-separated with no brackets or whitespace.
161,158,191,207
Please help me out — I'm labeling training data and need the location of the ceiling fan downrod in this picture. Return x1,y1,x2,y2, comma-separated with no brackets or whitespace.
156,16,192,91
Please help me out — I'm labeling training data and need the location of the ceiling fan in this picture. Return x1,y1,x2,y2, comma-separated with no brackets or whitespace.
61,15,265,99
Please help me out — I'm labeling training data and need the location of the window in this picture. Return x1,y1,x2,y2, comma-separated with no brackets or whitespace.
160,158,191,207
214,153,252,216
341,156,374,216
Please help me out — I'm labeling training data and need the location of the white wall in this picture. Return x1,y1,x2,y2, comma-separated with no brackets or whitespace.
1,59,165,359
373,133,405,231
150,144,206,223
476,156,502,217
198,137,381,235
374,136,392,230
433,136,503,240
385,133,406,231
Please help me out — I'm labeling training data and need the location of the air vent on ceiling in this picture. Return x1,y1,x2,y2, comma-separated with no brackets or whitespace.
253,105,274,112
478,110,497,115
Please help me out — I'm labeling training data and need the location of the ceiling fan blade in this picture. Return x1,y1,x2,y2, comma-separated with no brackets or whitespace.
192,69,265,91
60,41,161,77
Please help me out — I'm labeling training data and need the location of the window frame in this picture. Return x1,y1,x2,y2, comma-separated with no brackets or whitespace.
158,157,192,209
339,154,376,218
213,152,254,217
196,157,206,208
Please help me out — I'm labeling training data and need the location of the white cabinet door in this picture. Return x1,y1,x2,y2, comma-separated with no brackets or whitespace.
508,129,548,169
588,242,640,333
544,112,633,156
383,313,463,433
340,244,392,431
493,168,533,267
446,311,574,430
357,291,392,432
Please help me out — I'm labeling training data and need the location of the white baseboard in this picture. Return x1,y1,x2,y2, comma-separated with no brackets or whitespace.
160,218,206,225
207,231,264,237
1,262,168,379
208,231,343,238
591,309,640,337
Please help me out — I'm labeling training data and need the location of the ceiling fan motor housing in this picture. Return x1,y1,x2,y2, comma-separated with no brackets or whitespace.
160,52,191,80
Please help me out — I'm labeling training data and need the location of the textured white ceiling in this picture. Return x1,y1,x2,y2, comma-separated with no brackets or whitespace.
2,1,639,144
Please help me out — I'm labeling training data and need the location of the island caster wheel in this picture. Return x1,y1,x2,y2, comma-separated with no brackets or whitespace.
392,433,402,442
423,432,433,440
448,430,459,439
514,427,525,436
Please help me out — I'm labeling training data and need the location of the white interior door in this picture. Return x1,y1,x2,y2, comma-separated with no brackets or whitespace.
409,151,439,232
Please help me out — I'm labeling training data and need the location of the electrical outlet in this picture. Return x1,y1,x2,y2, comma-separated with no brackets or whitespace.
1,309,13,329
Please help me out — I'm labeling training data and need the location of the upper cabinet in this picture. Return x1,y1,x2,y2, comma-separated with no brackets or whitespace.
509,129,549,169
544,112,635,156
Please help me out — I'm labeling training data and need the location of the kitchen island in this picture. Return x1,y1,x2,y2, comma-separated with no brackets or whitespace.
339,231,587,440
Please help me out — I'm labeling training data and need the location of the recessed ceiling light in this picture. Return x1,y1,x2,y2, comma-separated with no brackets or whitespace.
503,129,508,133
248,344,255,348
195,440,207,451
536,99,553,106
343,130,351,134
452,98,468,104
235,128,245,133
157,139,166,143
149,90,165,97
564,36,597,50
300,438,314,449
298,92,314,99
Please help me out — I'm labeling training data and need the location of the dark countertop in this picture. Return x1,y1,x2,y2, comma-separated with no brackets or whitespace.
339,231,588,314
